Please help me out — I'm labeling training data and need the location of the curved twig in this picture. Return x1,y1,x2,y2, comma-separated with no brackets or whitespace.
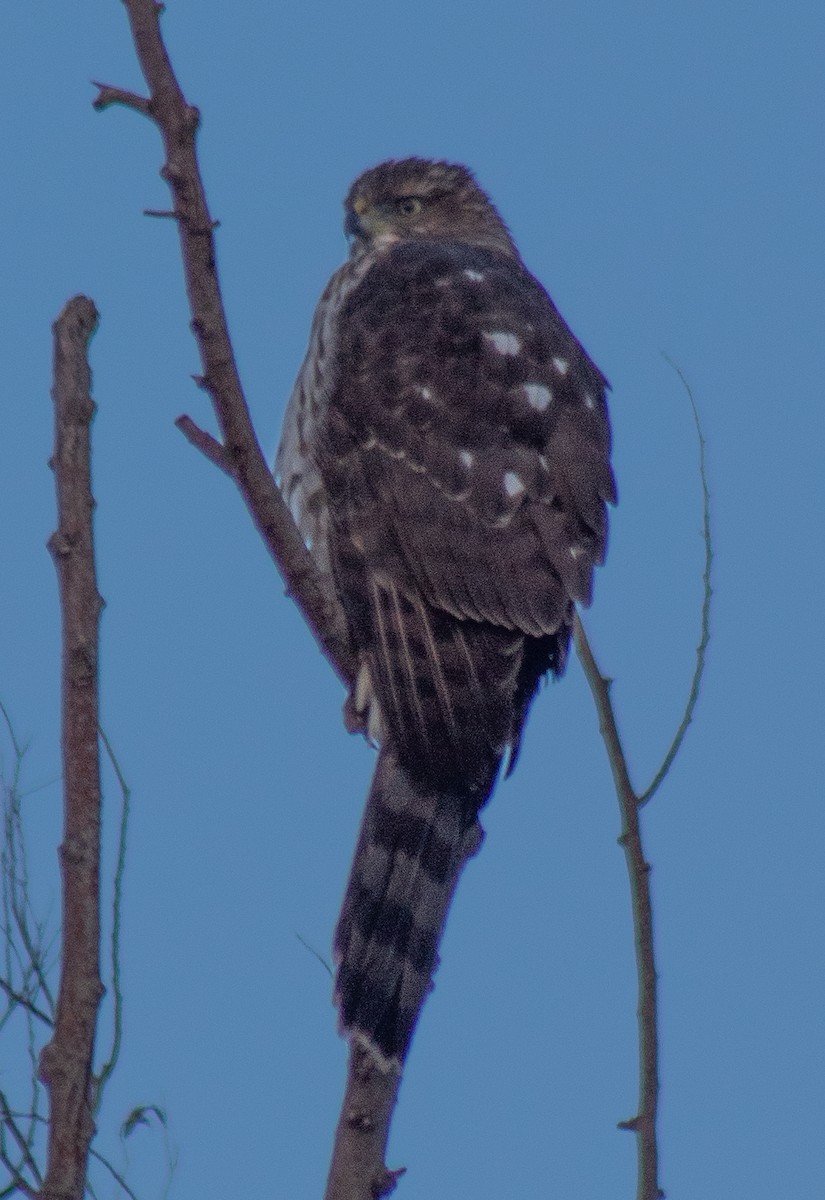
640,360,713,806
93,728,131,1106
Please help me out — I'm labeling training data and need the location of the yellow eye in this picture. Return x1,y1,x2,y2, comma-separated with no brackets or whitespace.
396,196,423,216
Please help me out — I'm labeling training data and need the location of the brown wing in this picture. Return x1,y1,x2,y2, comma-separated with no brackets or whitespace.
319,240,615,787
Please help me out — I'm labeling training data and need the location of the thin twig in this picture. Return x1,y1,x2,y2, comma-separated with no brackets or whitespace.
640,360,712,806
1,717,55,1018
39,295,105,1200
9,899,54,1021
0,1158,37,1200
0,704,24,760
0,703,55,1200
0,1091,42,1192
174,415,232,473
0,980,52,1029
573,616,662,1200
90,82,150,117
295,933,333,980
94,728,131,1105
88,1147,139,1200
1,719,36,1032
2,1099,141,1200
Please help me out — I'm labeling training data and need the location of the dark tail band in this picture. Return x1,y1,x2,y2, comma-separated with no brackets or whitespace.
333,748,487,1064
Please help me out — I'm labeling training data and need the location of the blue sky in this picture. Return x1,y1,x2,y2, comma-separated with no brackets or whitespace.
1,2,824,1197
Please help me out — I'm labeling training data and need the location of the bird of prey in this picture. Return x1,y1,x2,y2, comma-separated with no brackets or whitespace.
277,157,615,1066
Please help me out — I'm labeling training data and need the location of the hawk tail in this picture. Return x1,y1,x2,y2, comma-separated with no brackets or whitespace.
333,747,491,1066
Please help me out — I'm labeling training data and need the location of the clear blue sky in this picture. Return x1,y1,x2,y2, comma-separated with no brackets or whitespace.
2,2,824,1197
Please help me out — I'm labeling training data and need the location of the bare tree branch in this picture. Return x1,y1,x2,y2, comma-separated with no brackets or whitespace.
93,0,356,692
174,414,232,473
572,369,712,1200
39,295,105,1200
324,1045,404,1200
574,616,662,1200
90,82,150,118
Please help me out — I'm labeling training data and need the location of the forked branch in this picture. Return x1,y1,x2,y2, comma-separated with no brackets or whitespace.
96,2,384,1193
93,0,355,692
573,375,712,1200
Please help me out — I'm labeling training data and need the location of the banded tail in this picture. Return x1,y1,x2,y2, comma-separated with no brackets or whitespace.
333,747,493,1065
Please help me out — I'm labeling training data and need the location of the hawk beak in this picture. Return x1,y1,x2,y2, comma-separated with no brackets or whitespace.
345,208,366,245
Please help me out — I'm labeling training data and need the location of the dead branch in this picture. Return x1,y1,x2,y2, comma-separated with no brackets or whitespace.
39,295,105,1200
93,0,355,692
324,1045,404,1200
572,370,711,1200
574,616,662,1200
94,4,405,1193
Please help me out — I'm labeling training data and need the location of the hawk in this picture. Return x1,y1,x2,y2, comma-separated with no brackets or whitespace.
277,158,615,1066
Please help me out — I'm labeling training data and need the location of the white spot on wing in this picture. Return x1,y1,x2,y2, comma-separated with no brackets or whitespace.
552,356,570,376
463,269,484,282
459,450,475,467
569,545,584,560
583,392,595,409
503,471,526,498
523,383,552,411
377,441,407,462
484,331,522,356
418,386,433,400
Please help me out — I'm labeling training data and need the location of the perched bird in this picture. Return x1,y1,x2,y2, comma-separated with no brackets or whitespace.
277,158,615,1066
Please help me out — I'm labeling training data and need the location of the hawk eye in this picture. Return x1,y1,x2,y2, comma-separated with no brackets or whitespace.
396,196,423,216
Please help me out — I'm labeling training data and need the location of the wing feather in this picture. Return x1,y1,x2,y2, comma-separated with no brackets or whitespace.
321,238,614,776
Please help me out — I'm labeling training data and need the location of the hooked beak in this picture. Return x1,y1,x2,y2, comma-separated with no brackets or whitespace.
344,208,364,242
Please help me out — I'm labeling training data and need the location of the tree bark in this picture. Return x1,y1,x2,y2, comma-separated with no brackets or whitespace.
39,296,105,1200
324,1043,403,1200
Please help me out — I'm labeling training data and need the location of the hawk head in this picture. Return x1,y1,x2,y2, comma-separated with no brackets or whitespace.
344,158,519,259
